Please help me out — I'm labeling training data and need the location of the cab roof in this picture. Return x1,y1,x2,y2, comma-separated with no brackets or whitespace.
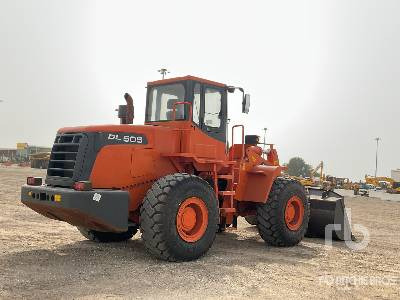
147,75,226,88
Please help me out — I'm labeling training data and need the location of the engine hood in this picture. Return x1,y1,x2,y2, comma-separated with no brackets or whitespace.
57,124,178,148
58,124,158,135
47,124,181,188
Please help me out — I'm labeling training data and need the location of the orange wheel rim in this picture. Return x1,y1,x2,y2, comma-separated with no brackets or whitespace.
284,196,304,231
176,197,208,243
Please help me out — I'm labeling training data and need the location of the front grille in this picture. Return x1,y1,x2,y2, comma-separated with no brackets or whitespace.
47,133,83,178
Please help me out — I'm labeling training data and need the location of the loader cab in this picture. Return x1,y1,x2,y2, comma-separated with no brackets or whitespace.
145,76,228,143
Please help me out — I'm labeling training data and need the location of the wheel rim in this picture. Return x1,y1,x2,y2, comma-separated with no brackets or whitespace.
284,196,304,231
176,197,208,243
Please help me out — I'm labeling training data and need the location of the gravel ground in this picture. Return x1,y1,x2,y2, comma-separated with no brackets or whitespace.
0,166,399,299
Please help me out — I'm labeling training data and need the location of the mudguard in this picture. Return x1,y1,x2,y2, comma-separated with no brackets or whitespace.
235,165,282,203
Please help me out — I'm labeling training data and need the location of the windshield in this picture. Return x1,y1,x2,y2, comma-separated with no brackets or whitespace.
146,83,186,121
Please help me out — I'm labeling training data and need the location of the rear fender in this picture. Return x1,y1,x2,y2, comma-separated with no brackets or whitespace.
235,165,282,203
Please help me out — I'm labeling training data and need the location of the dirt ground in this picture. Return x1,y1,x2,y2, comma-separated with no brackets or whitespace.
0,166,399,299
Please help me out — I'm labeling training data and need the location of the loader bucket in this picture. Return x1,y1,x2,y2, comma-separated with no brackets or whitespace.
305,188,353,241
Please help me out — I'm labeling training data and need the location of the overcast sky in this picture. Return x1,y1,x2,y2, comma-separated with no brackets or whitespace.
0,0,398,180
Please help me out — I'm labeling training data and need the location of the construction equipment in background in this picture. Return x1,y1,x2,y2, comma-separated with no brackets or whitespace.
364,175,400,193
323,176,353,190
324,175,337,190
333,177,349,189
288,163,323,187
326,177,359,191
387,182,400,194
292,161,335,191
293,176,313,187
30,152,51,169
20,75,353,262
312,161,324,182
387,170,400,193
1,144,52,164
353,182,370,196
365,175,393,189
340,178,353,190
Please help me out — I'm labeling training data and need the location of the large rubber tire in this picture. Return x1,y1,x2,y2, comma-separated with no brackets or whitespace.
77,226,137,243
244,215,257,225
140,173,218,261
256,178,309,246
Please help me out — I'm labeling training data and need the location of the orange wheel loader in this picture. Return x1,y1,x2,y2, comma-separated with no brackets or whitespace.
21,75,352,261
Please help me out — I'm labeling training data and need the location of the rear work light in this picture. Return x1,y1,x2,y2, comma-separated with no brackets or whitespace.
73,181,92,191
27,177,42,186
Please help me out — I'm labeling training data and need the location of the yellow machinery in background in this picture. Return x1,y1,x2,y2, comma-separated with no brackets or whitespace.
365,175,400,193
365,175,393,187
387,182,400,194
289,162,363,192
290,161,323,187
30,152,50,169
291,161,334,190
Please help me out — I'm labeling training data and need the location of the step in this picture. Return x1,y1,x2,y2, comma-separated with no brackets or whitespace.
219,191,235,196
220,207,236,215
217,174,234,180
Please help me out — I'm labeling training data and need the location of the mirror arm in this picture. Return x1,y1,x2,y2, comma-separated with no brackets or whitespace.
226,86,250,114
227,86,245,99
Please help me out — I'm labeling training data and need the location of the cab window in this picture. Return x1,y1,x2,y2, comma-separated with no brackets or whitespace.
204,87,222,128
147,83,185,121
193,83,201,125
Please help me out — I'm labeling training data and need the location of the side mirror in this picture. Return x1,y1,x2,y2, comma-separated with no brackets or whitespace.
242,94,250,114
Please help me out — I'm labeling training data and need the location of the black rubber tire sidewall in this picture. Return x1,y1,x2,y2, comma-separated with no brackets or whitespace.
257,179,309,246
140,174,219,261
162,177,218,260
244,215,257,225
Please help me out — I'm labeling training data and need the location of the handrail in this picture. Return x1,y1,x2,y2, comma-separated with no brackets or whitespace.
231,125,245,161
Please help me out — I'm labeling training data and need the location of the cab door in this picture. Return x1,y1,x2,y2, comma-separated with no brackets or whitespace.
201,84,227,143
190,82,227,159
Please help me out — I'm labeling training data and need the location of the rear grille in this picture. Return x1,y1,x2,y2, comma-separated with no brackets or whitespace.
47,133,83,178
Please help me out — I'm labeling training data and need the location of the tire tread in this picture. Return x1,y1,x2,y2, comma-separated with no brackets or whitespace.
140,173,217,261
256,177,309,246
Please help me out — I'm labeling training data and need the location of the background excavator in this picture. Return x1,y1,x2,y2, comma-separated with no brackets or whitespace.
21,75,352,261
365,175,400,194
290,161,333,190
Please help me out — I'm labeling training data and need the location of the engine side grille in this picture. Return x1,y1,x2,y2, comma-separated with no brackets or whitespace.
47,133,83,178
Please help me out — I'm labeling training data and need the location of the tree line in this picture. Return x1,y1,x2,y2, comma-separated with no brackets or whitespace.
284,157,315,177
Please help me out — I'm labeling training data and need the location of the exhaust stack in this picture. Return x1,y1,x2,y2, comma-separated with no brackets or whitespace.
117,93,134,124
